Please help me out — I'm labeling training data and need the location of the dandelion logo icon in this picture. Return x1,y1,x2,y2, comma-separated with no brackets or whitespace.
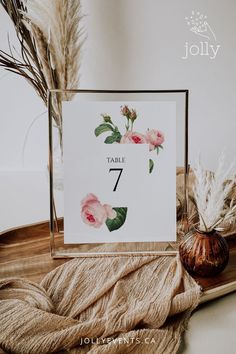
185,10,216,42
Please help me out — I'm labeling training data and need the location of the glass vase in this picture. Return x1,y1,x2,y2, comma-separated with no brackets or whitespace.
179,228,229,277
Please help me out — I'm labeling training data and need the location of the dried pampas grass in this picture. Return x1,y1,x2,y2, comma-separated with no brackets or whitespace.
0,0,84,134
193,152,236,232
23,0,83,99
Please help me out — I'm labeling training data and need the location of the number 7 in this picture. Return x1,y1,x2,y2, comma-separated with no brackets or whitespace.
109,168,123,191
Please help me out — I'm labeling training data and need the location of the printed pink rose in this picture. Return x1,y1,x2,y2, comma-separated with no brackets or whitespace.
146,129,164,151
120,131,147,144
81,194,117,228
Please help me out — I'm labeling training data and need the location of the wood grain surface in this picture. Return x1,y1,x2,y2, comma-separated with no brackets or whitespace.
0,221,236,303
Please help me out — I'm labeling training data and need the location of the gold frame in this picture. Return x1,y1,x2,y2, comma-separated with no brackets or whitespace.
48,89,189,258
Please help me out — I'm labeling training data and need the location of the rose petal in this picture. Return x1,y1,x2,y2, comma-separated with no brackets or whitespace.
81,193,99,207
104,204,117,220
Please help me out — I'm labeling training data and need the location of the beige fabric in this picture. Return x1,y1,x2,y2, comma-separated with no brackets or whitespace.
0,255,201,354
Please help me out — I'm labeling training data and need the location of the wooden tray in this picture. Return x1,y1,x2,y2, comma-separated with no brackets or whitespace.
0,221,235,304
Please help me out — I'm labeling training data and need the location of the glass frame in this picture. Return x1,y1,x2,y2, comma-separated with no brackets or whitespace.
48,89,189,258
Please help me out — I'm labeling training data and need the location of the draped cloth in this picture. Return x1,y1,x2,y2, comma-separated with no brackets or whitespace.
3,168,235,353
0,254,201,354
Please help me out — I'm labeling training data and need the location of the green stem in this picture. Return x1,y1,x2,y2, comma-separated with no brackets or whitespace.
126,118,130,131
131,121,134,131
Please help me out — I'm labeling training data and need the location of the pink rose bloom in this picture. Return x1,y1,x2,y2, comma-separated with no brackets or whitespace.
81,194,117,228
120,131,147,144
146,129,164,151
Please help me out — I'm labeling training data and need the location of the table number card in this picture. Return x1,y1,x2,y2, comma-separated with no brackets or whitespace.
63,101,177,244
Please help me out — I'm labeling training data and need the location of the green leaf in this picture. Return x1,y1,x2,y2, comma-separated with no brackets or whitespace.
95,123,114,137
149,159,154,173
104,132,122,144
106,207,128,232
104,135,117,144
115,132,122,143
159,145,164,149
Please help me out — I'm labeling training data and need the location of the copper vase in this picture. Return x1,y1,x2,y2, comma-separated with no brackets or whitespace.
179,229,229,277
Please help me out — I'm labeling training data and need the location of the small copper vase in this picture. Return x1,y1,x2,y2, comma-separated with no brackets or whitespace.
179,228,229,277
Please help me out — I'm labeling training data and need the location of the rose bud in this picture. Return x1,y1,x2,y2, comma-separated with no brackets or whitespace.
121,105,131,117
102,114,112,123
130,109,137,121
